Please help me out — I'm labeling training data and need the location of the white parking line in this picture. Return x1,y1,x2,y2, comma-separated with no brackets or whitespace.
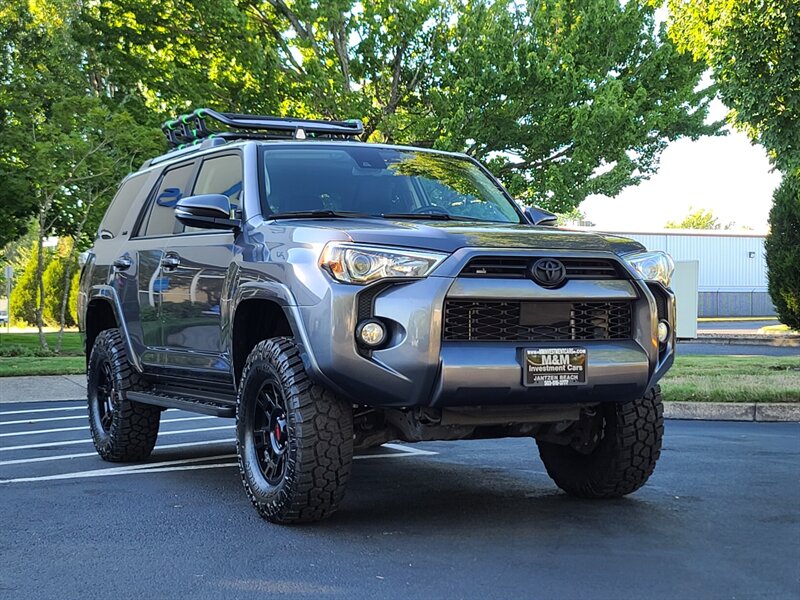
0,406,86,416
0,454,237,484
0,425,235,452
0,415,217,438
0,439,234,467
0,443,437,483
1,414,88,426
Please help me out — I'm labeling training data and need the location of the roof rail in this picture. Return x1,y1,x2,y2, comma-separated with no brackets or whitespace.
161,108,364,149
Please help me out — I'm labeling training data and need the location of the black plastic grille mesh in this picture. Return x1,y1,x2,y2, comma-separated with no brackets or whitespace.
443,301,632,342
460,257,622,279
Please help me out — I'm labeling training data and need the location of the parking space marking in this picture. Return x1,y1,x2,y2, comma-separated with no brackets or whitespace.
0,406,86,416
0,425,235,452
1,414,89,426
0,439,234,467
0,443,436,484
0,415,217,438
0,454,237,484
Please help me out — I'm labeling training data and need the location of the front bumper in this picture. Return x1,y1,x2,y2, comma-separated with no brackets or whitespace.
296,248,675,408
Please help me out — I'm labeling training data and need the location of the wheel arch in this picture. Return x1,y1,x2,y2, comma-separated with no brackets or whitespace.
84,286,141,371
231,296,296,385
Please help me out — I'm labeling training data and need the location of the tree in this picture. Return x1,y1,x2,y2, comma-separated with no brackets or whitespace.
668,0,800,326
1,2,162,348
665,208,731,230
79,0,720,210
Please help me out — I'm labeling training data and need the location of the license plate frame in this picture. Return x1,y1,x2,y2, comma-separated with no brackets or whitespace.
523,347,587,388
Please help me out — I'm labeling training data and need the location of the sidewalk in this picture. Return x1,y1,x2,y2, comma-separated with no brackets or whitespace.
0,375,86,403
0,374,797,421
691,318,800,347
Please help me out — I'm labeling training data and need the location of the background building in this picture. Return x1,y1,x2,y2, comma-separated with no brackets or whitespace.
592,228,773,318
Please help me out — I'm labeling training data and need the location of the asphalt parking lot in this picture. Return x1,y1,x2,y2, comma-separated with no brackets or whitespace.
1,400,799,600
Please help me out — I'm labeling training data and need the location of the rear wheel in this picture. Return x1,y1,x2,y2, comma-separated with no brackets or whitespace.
537,387,664,498
87,329,161,462
236,338,353,524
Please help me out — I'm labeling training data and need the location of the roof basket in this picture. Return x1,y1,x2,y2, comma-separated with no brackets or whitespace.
161,108,364,149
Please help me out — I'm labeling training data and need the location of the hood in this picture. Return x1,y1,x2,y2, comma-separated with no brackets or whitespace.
290,218,645,255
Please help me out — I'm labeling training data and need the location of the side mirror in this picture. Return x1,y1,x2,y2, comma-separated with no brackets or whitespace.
522,205,558,227
175,194,240,231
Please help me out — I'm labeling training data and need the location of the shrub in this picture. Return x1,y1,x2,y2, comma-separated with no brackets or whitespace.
765,176,800,330
42,239,77,328
8,241,53,326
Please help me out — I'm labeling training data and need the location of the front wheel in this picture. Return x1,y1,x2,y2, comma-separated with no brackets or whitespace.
236,338,353,524
537,387,664,498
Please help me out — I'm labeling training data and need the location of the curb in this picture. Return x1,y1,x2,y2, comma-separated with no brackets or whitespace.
664,402,800,422
683,334,800,348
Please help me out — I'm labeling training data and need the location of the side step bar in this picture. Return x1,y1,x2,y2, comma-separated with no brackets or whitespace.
126,391,235,418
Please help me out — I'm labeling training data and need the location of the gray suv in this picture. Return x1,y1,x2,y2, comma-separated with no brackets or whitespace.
78,109,676,524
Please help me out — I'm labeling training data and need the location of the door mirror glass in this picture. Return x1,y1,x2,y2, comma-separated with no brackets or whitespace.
175,194,240,231
521,205,558,227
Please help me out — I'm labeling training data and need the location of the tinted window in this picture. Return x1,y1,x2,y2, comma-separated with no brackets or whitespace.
98,172,150,238
261,146,521,223
182,154,243,233
138,163,195,237
193,154,243,209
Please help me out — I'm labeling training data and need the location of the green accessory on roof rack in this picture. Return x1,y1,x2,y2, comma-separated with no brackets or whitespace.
160,108,364,149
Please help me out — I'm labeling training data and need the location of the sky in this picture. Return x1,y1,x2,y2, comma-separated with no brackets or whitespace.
579,102,782,234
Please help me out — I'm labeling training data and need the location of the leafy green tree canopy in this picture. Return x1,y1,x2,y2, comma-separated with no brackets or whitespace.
665,207,731,230
78,0,720,211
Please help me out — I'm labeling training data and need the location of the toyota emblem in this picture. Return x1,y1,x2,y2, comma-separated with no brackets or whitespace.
530,258,567,288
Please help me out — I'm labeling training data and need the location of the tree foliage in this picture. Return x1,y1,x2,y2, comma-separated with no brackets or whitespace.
76,0,719,210
765,177,800,330
667,0,800,325
665,207,730,230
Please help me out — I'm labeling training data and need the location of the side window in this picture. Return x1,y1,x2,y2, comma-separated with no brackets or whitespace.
98,172,149,238
137,163,195,237
193,154,243,210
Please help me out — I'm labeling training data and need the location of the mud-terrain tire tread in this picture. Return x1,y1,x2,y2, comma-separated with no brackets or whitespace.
236,337,353,524
87,328,161,462
537,386,664,498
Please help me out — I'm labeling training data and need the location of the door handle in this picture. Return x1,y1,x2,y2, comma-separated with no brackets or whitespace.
161,254,181,270
112,256,132,271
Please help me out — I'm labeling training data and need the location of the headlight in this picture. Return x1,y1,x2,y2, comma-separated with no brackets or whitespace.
624,250,675,287
319,242,448,284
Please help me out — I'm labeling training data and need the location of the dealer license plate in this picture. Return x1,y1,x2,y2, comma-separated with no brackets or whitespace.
523,348,587,387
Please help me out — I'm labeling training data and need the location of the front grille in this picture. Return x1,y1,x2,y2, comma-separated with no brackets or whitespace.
459,257,622,280
443,300,632,342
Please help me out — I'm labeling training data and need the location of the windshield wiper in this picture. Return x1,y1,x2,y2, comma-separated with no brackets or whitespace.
268,210,370,220
381,212,453,220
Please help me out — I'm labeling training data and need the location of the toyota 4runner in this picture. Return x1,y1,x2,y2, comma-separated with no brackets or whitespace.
78,109,675,523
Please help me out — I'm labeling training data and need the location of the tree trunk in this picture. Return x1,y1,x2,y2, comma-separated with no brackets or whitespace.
55,196,93,354
34,209,49,351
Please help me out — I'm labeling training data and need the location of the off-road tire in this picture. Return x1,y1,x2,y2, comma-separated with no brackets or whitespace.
537,386,664,498
87,328,161,462
236,338,353,524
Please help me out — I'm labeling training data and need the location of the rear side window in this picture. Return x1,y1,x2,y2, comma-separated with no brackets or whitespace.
98,173,149,238
137,163,195,237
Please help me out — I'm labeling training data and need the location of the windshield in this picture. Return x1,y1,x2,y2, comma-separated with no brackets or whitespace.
260,145,522,223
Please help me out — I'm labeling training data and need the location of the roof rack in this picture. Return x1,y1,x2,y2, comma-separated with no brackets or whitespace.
161,108,364,149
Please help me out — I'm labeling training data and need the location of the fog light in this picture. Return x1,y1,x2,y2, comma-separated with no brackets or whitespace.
356,319,386,348
657,320,670,344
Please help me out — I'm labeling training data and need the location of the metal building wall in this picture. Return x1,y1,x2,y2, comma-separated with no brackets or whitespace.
602,230,774,317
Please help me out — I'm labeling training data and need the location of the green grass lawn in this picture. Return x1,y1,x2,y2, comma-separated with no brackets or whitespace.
0,331,85,376
0,356,86,377
0,333,797,405
661,355,800,403
0,331,84,355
